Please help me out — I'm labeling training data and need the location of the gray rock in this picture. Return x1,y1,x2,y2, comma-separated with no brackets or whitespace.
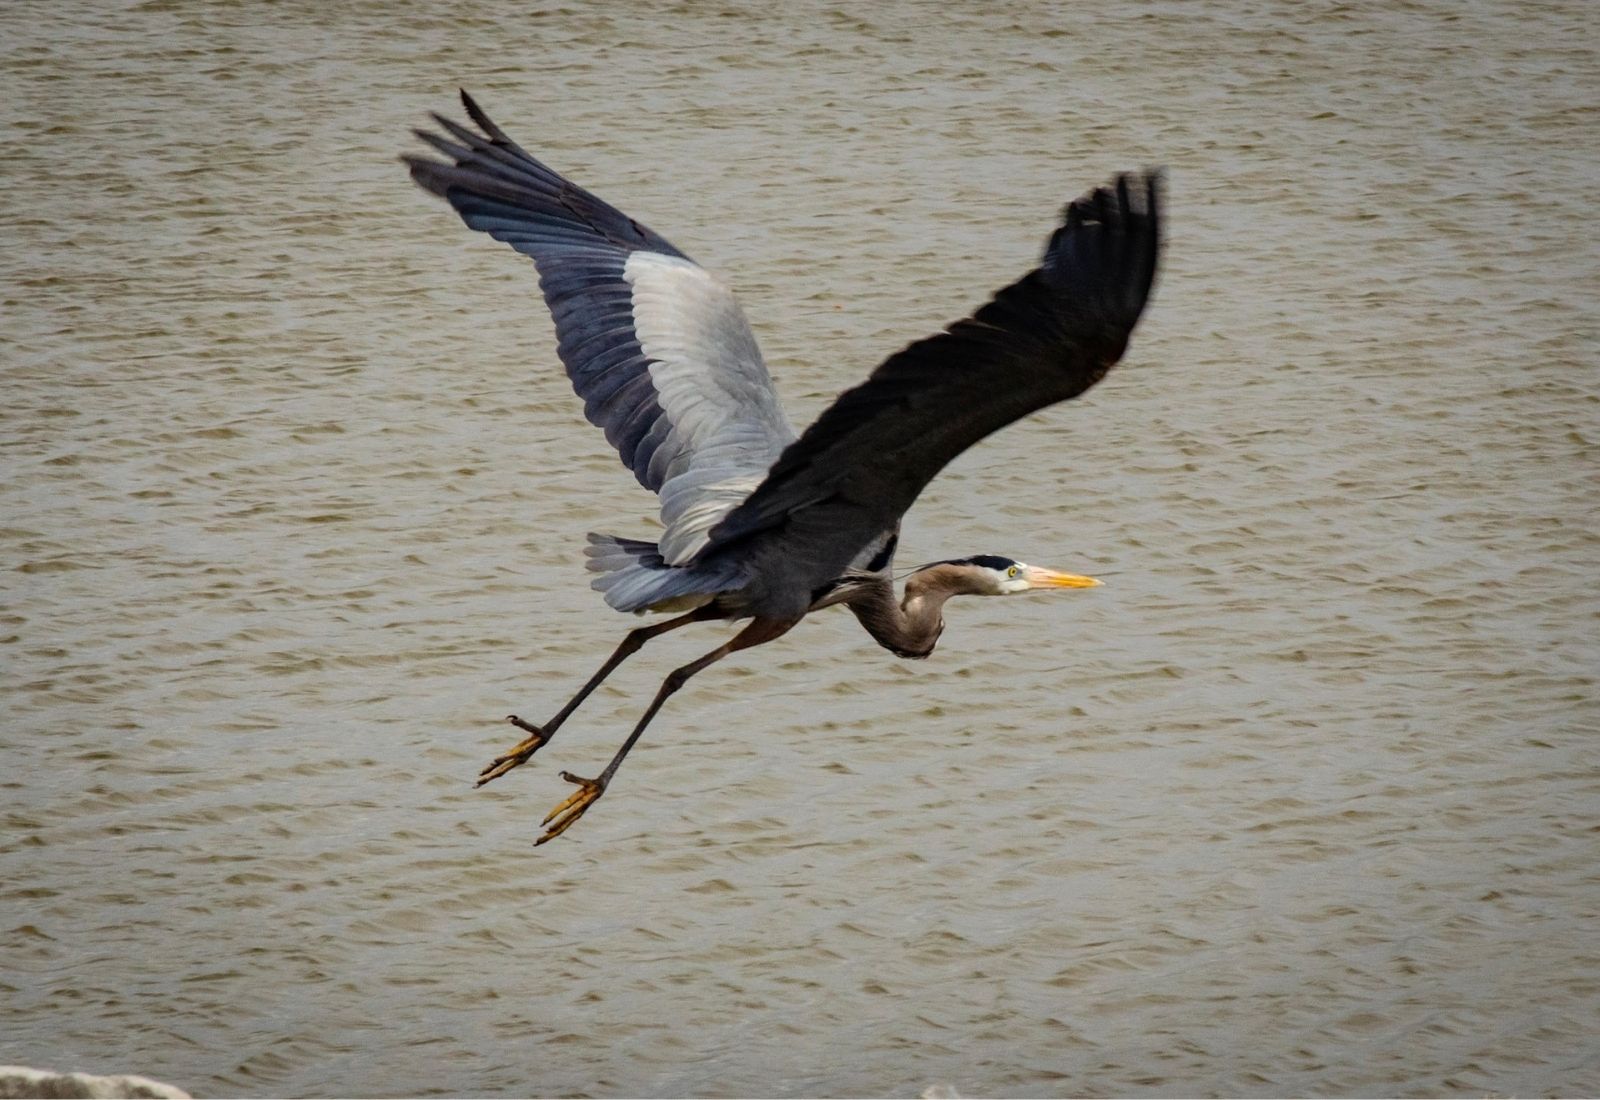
0,1066,190,1099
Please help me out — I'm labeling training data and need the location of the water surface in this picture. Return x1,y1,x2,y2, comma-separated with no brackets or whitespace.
3,1,1596,1095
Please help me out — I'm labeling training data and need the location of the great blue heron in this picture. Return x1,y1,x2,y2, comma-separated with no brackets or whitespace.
405,92,1161,844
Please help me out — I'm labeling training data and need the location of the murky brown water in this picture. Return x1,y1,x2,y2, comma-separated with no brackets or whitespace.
4,1,1597,1096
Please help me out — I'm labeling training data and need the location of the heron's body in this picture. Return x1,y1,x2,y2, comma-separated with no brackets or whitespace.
405,92,1162,843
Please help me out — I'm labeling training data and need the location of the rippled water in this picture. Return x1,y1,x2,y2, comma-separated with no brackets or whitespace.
4,1,1597,1096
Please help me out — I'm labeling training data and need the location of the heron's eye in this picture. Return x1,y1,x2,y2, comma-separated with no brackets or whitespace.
1007,566,1019,578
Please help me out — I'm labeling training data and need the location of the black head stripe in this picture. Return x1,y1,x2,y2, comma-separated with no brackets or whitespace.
923,554,1016,572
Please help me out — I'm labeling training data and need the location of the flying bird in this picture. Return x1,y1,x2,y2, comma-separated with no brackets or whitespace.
405,91,1161,844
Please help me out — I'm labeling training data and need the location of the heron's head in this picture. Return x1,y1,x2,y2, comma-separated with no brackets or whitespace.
909,555,1101,598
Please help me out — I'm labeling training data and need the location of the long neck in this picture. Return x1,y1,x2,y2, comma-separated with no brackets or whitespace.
845,570,963,660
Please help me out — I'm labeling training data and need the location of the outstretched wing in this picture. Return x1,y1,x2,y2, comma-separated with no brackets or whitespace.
404,92,796,564
697,173,1162,582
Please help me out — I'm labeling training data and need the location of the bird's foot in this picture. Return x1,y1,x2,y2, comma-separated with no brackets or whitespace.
474,715,549,788
535,771,607,845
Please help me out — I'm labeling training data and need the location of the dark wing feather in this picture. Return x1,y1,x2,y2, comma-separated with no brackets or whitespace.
697,172,1161,576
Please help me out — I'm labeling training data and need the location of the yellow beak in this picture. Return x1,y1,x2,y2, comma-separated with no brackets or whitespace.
1023,565,1102,589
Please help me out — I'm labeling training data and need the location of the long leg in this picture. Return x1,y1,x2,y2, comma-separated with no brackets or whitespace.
536,616,797,845
475,604,723,788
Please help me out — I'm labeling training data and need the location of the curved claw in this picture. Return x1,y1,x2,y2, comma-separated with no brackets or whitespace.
474,716,548,788
535,771,606,845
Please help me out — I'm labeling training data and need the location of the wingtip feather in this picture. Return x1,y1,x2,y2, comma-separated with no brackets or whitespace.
460,88,490,131
453,89,538,161
1045,167,1163,331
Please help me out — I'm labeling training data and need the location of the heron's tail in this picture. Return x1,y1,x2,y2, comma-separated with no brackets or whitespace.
585,533,742,613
